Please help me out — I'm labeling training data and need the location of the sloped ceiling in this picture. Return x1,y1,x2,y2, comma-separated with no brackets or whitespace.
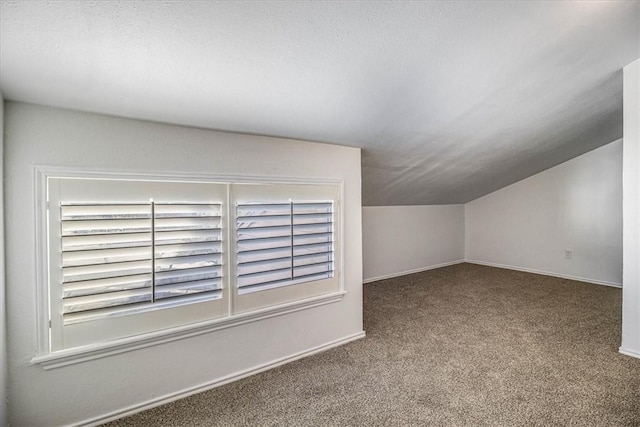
1,1,638,205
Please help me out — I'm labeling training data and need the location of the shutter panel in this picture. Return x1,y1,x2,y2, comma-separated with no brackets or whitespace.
236,201,334,294
60,201,224,324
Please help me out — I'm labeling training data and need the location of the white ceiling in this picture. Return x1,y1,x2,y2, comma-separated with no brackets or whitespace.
1,1,638,205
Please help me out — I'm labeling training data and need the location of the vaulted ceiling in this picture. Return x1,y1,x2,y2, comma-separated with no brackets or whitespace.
1,1,638,205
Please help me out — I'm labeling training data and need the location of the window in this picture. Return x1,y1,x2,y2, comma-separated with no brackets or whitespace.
39,172,341,357
60,202,224,321
47,177,228,351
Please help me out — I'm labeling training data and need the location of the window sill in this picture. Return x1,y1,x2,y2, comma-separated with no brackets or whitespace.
32,290,346,370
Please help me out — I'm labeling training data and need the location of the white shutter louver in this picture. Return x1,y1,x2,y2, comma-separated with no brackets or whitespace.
236,201,334,294
61,201,223,324
153,203,223,301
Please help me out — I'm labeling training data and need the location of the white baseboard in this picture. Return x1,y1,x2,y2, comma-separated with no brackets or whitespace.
362,259,465,284
465,259,622,288
77,331,366,427
619,347,640,359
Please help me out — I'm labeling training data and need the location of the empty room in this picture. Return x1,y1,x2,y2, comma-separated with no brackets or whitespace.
1,1,639,426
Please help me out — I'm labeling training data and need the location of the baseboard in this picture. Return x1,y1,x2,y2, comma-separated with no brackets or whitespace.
465,259,622,288
619,347,640,359
77,331,366,427
362,259,465,284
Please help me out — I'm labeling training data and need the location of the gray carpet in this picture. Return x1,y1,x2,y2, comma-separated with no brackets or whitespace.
105,263,640,426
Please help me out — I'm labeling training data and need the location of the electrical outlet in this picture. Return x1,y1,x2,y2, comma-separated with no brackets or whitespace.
564,249,573,259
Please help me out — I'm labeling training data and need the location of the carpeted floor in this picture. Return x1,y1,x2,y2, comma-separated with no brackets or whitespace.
105,263,640,426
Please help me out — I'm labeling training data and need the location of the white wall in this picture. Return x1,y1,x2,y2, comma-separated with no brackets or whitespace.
362,205,465,282
0,93,6,426
4,102,363,426
621,58,640,358
465,139,623,286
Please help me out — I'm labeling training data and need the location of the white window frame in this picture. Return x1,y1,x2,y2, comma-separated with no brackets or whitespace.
32,166,345,369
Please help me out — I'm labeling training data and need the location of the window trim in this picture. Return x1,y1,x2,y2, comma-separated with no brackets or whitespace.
32,166,345,369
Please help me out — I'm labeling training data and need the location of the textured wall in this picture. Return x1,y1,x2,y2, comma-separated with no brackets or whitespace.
362,205,465,282
4,102,363,426
466,140,623,286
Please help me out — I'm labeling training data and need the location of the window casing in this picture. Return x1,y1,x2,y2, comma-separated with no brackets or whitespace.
40,172,341,356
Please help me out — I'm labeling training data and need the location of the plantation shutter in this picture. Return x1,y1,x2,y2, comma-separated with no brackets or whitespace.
46,177,340,351
47,177,229,351
236,201,334,294
60,201,223,324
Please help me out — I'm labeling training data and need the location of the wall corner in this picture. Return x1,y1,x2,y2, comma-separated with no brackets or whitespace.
621,57,640,357
0,91,7,425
